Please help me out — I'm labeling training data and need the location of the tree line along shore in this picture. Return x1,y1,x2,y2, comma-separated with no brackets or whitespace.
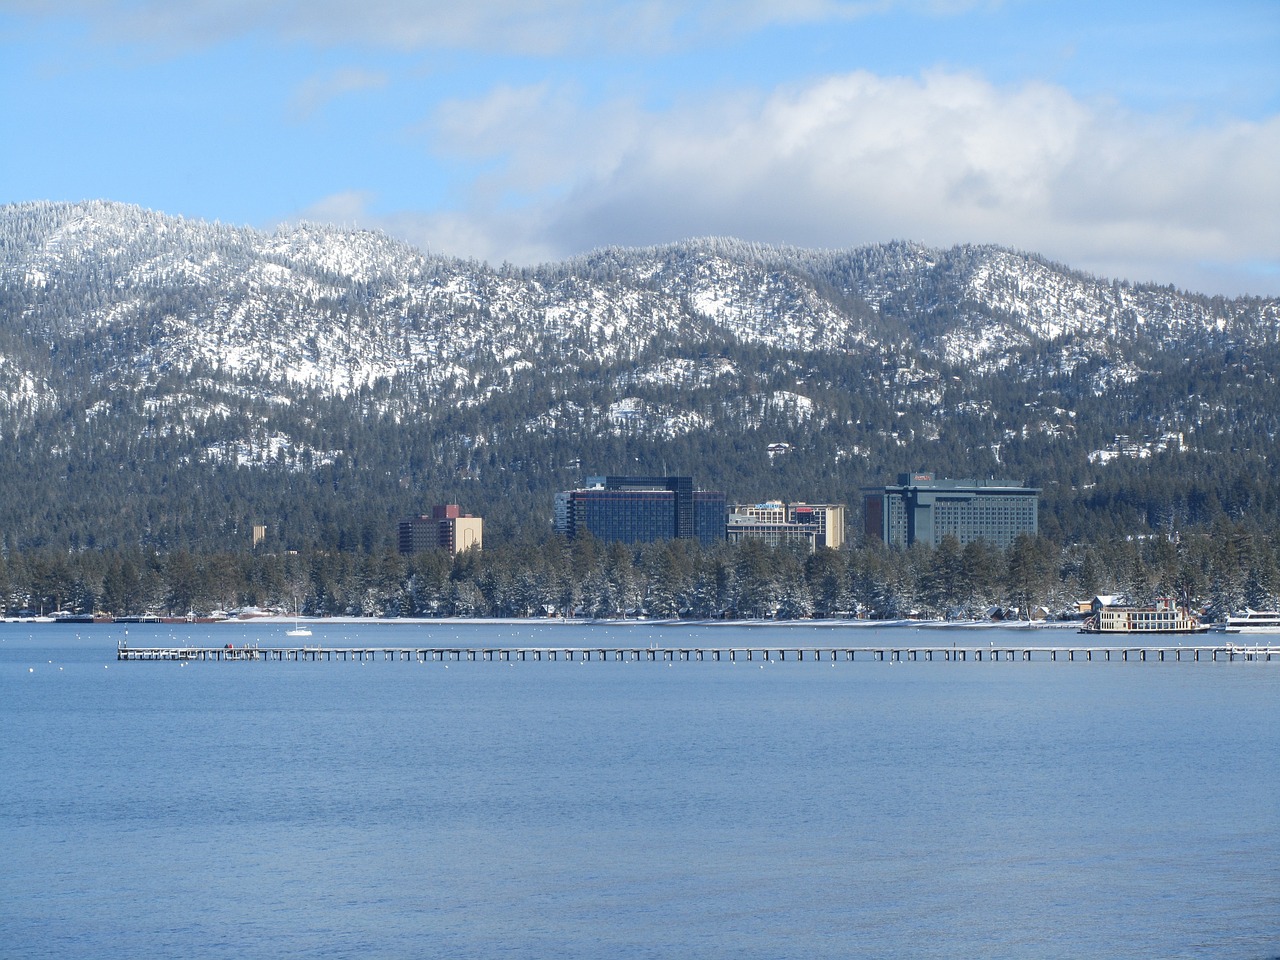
4,520,1275,622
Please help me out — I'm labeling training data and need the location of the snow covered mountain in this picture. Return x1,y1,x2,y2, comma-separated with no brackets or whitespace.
5,200,1275,399
0,199,1277,550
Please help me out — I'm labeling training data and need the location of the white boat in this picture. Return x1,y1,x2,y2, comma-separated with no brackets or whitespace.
286,620,312,637
1223,609,1280,634
1079,597,1209,634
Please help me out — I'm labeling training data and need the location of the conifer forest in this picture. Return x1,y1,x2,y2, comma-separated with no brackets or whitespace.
2,201,1278,620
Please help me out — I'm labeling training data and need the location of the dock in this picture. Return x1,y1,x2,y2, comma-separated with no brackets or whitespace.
116,643,1280,663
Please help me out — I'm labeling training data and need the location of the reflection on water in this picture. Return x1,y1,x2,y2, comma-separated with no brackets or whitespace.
2,622,1278,960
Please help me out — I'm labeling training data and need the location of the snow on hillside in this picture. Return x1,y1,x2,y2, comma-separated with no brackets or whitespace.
1,200,1276,417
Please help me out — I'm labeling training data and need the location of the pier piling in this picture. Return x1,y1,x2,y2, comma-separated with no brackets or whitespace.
116,641,1279,667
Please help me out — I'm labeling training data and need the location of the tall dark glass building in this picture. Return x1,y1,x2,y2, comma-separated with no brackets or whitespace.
863,473,1038,548
555,476,727,546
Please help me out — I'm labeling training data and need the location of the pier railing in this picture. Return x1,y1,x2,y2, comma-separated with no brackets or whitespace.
116,642,1280,664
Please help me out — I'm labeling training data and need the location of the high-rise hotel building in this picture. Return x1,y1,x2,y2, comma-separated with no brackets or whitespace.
555,476,726,546
863,473,1038,548
398,505,483,555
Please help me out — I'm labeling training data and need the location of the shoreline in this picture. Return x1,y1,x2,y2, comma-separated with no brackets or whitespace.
6,615,1080,630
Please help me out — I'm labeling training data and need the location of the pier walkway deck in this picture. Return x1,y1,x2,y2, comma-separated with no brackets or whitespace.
117,642,1280,664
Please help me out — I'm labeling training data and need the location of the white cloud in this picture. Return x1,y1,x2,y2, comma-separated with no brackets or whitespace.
290,190,379,226
392,69,1279,294
385,209,559,266
10,1,1276,294
281,192,558,265
3,0,912,54
289,67,387,119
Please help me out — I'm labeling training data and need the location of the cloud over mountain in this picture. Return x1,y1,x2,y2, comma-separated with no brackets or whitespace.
7,1,1277,297
401,69,1280,293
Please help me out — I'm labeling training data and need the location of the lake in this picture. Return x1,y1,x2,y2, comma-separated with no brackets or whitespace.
3,621,1278,959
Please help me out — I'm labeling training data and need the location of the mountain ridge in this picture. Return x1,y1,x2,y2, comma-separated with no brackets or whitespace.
1,198,1277,553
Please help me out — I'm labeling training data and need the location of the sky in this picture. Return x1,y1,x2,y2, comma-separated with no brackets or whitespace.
2,0,1278,296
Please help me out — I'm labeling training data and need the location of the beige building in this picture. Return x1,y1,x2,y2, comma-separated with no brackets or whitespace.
727,501,846,552
443,515,483,554
398,505,483,556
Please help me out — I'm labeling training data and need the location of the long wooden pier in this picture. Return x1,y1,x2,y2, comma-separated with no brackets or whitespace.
117,642,1280,663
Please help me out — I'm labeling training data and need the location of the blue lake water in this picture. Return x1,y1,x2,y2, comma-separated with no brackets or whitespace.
3,621,1278,959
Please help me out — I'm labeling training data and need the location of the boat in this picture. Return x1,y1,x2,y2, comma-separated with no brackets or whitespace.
286,620,312,638
1079,597,1209,634
1223,609,1280,634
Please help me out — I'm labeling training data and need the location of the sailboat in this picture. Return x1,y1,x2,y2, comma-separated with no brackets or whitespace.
286,603,312,637
286,619,312,637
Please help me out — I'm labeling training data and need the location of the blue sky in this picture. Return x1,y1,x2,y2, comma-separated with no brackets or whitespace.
3,0,1278,295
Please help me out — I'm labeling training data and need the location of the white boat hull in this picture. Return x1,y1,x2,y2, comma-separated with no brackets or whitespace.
1224,610,1280,633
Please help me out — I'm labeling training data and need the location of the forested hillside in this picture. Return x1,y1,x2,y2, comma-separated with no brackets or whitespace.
1,200,1278,616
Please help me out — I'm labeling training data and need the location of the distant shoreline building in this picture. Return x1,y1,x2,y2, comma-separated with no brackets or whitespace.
727,501,846,552
555,476,726,546
862,473,1038,548
398,505,483,556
